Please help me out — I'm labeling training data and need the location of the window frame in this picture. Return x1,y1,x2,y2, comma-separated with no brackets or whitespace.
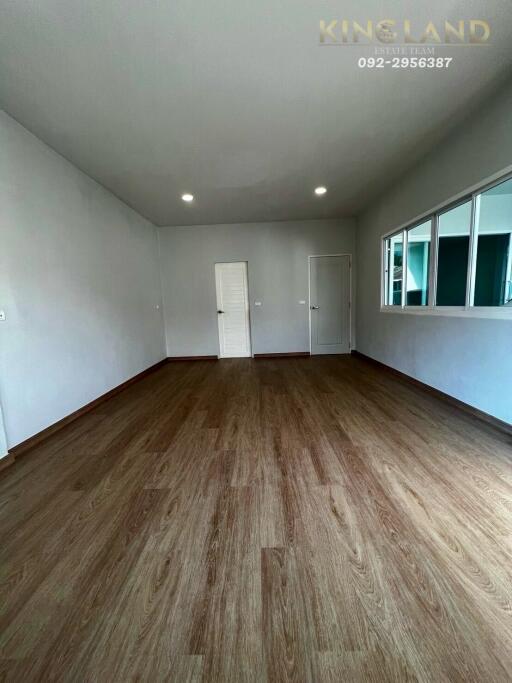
380,166,512,320
383,230,406,307
405,217,433,308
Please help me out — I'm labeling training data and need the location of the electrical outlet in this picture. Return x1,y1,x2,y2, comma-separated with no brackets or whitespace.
0,311,5,321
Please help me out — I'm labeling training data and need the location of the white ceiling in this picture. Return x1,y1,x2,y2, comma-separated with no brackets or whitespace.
1,0,511,226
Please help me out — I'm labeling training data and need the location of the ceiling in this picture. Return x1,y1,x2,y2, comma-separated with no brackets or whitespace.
1,0,511,226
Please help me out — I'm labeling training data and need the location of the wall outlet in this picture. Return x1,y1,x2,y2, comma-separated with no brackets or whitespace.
0,311,5,321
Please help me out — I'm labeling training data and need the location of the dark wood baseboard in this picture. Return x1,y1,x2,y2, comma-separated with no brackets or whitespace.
9,347,509,471
0,453,15,473
9,358,169,460
168,355,218,361
253,352,310,359
351,350,512,438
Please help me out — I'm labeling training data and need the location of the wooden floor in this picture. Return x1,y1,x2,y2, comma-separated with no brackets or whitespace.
1,356,512,682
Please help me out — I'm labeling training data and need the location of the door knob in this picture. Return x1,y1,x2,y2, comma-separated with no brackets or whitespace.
310,305,320,310
217,310,224,314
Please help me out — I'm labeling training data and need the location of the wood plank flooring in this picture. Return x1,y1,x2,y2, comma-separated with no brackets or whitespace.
1,355,512,681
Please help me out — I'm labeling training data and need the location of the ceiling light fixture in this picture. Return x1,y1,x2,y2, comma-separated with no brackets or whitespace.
314,186,327,196
182,193,194,202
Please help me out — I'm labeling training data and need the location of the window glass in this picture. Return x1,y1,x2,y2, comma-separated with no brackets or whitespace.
384,232,403,305
436,200,472,306
382,174,512,313
406,220,431,306
474,178,512,307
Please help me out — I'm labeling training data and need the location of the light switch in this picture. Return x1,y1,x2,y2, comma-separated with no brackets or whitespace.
0,311,5,321
254,301,262,306
299,300,306,305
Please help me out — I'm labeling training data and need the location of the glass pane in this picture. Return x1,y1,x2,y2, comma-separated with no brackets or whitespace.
474,178,512,307
406,220,431,306
436,200,471,306
384,233,403,305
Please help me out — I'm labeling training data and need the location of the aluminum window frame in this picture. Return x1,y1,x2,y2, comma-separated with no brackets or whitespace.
404,217,433,309
380,166,512,320
382,230,406,308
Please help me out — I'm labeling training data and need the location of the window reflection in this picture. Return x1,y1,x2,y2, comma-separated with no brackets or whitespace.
406,220,431,306
436,200,471,306
474,178,512,307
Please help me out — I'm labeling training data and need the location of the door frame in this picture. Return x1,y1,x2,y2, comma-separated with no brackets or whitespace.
214,260,253,358
308,253,353,356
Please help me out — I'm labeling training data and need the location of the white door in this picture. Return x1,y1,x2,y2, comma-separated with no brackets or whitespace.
310,255,351,355
215,262,251,358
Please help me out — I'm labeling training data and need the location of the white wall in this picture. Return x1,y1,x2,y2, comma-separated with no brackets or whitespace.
158,219,355,357
356,80,512,425
0,112,166,449
0,404,7,457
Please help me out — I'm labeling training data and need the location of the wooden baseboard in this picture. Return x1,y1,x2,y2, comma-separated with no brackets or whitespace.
10,347,508,470
0,453,15,474
253,352,310,359
9,358,169,460
168,355,218,361
351,350,512,438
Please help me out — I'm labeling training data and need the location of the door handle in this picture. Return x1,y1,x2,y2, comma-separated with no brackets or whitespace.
217,310,224,314
310,305,320,310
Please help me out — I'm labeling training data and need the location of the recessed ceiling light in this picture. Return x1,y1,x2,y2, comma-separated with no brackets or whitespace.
314,186,327,196
182,193,194,202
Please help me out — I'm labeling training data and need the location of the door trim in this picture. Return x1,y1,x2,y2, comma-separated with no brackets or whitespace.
308,253,353,356
215,261,252,358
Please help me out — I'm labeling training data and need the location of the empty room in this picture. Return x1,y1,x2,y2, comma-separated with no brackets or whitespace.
1,1,512,681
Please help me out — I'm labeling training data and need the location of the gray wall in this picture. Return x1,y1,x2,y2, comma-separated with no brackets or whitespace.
0,112,166,449
356,81,512,425
158,219,355,357
0,404,7,457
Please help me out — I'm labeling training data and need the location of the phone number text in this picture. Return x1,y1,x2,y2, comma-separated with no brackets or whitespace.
358,57,453,69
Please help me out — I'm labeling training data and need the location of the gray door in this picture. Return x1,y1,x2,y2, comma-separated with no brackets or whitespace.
310,255,351,355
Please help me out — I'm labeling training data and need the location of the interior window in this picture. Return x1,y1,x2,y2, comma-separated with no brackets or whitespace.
436,200,472,306
382,173,512,315
384,232,403,305
406,220,431,306
474,178,512,307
